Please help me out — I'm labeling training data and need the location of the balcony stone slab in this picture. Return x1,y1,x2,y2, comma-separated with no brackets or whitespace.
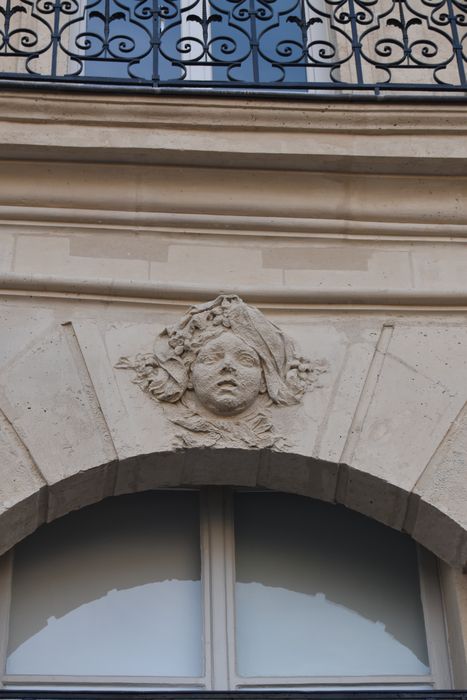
0,92,466,175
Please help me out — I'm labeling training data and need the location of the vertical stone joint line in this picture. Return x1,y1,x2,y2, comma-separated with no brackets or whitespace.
61,322,118,464
0,407,49,523
339,323,394,466
412,397,467,495
0,407,47,486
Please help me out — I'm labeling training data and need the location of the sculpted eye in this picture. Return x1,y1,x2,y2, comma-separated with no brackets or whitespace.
238,353,258,367
199,351,222,364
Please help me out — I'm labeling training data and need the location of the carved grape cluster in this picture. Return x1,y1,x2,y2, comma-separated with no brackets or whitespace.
287,356,326,393
164,296,235,360
168,331,190,356
206,305,232,328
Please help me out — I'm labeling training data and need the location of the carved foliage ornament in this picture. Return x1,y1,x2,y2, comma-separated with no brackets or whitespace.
116,295,326,448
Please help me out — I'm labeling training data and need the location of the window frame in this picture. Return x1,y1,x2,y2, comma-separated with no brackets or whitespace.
0,488,453,691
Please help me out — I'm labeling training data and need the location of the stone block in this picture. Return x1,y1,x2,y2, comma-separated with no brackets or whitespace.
257,451,338,503
0,232,14,273
102,320,176,457
0,409,46,554
14,234,149,281
181,448,260,487
408,399,467,570
349,324,467,496
336,463,409,530
46,461,119,522
0,324,117,522
114,451,186,495
315,334,379,464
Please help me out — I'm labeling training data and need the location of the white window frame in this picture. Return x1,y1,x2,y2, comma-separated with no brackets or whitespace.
0,488,453,690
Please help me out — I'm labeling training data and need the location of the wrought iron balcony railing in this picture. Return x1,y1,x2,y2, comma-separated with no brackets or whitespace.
0,693,467,700
0,0,467,95
1,693,467,700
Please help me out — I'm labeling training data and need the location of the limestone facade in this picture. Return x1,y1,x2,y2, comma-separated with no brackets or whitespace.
0,89,466,686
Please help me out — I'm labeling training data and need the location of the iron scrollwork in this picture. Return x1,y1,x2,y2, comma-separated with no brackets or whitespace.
0,0,466,91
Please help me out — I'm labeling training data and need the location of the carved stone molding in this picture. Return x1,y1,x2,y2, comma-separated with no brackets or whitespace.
116,295,326,449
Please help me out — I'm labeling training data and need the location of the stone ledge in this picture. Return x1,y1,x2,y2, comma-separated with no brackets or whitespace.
0,90,466,174
0,162,465,234
1,206,467,241
2,273,467,308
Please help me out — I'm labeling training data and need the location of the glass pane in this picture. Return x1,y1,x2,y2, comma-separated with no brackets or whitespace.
210,0,309,84
59,0,184,83
7,491,203,677
235,493,430,678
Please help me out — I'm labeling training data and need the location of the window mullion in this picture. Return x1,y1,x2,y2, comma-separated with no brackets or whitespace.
0,550,13,686
202,488,231,690
224,490,238,690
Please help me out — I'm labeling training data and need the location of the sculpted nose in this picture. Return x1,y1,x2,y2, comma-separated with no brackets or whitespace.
221,358,236,373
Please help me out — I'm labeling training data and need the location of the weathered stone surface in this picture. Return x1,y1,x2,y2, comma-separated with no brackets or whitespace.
71,320,145,460
314,335,379,465
180,447,261,486
257,452,338,503
1,94,467,177
0,324,118,521
114,452,186,496
336,465,409,530
0,410,46,555
339,324,467,529
408,400,467,568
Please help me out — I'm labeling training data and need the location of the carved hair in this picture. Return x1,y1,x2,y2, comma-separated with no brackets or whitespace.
116,295,324,405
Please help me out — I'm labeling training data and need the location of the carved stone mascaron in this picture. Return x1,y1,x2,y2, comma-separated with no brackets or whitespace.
116,295,325,448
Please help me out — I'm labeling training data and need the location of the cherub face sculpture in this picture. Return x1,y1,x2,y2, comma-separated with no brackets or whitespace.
116,295,323,428
190,331,265,416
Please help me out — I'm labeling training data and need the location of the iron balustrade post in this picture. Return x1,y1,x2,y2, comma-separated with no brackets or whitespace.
445,0,466,87
347,0,364,86
1,0,467,93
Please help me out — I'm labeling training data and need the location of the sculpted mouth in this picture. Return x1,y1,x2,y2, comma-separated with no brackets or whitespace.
217,379,238,388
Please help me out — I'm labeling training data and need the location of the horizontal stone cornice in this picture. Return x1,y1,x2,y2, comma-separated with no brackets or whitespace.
2,206,467,241
2,273,467,310
1,91,467,133
0,91,467,175
0,162,465,233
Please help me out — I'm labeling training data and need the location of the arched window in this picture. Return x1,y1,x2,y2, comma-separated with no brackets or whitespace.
0,490,451,690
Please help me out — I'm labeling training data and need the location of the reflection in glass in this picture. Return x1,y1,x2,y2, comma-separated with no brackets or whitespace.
235,493,430,677
210,0,309,84
65,0,328,85
7,491,202,677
